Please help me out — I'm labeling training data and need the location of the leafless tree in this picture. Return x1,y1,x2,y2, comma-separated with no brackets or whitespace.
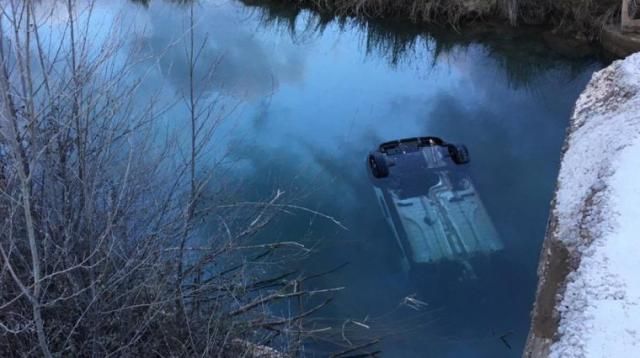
0,1,365,356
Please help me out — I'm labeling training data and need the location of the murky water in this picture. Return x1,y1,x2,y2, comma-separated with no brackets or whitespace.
112,0,603,356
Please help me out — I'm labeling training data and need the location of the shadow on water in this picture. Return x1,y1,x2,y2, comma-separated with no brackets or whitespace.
238,0,609,85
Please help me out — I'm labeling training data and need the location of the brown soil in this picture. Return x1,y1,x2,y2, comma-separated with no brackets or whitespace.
522,212,573,358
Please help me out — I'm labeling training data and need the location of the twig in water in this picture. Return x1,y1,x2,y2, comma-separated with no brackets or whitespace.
401,294,428,311
499,331,513,350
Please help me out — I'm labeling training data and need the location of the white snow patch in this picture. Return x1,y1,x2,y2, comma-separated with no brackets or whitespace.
549,52,640,357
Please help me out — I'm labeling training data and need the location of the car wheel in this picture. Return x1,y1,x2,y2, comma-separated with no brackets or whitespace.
368,152,390,178
449,144,470,164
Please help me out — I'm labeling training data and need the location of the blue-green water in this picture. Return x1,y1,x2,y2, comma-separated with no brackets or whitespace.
117,0,603,355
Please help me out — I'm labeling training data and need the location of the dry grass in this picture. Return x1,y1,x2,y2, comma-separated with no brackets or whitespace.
260,0,621,38
517,0,620,38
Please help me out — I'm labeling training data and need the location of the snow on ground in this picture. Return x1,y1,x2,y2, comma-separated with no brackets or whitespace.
548,53,640,357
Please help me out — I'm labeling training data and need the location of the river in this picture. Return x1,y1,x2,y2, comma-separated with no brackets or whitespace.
108,0,603,356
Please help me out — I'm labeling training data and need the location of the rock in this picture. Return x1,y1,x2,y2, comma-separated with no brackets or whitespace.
600,24,640,58
621,0,640,33
524,53,640,357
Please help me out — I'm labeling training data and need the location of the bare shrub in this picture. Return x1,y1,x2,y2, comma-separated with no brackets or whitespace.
0,1,352,356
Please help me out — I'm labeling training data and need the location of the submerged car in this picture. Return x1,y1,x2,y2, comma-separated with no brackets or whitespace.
367,137,503,277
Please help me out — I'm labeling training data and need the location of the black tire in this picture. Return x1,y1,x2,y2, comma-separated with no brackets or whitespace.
368,152,390,178
449,144,470,165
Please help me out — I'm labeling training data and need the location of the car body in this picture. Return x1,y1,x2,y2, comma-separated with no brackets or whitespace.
367,137,503,274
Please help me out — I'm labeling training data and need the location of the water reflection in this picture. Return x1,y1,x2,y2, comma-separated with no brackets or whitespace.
137,0,306,98
239,0,604,85
118,0,603,356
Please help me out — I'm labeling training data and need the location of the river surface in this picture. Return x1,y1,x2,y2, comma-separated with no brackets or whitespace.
104,0,602,356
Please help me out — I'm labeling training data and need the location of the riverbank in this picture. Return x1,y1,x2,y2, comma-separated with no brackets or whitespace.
524,52,640,357
251,0,640,57
257,0,619,36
